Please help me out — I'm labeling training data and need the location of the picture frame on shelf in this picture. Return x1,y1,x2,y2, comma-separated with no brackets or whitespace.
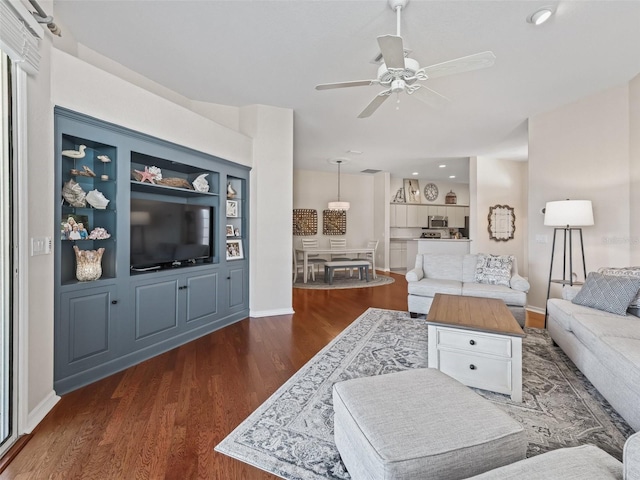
234,226,240,237
226,239,243,260
226,199,238,218
61,214,89,241
226,225,234,237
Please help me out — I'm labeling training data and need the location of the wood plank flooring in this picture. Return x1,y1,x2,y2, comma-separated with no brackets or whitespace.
2,273,542,479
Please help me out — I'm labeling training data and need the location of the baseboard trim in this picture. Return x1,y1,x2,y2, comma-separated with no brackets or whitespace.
25,390,60,434
250,307,295,318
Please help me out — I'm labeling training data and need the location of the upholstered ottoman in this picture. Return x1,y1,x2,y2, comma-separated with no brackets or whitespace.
333,368,527,480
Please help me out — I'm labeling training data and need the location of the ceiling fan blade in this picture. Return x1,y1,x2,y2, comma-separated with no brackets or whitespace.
377,35,405,69
421,51,496,80
315,80,376,90
358,92,390,118
410,85,450,109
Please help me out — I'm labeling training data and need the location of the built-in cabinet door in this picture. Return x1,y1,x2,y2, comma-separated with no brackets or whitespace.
185,271,219,325
417,206,430,227
131,277,180,347
394,204,407,227
227,265,246,311
389,241,407,269
406,205,420,227
57,284,118,379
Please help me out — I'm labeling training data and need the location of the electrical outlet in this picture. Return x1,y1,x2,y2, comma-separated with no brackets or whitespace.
535,234,548,244
31,237,51,256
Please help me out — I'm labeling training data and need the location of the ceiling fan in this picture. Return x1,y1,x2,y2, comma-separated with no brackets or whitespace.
315,0,496,118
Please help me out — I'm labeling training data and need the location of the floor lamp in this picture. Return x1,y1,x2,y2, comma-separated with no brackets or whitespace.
544,200,594,325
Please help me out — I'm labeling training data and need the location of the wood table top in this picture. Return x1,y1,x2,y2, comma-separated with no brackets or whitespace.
426,294,525,337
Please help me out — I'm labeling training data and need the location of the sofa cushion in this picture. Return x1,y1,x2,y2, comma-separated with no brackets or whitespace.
598,266,640,309
624,432,640,480
569,315,640,390
462,254,479,283
408,278,462,297
462,282,526,306
545,298,618,332
466,444,622,480
422,254,464,281
572,272,640,316
474,254,513,287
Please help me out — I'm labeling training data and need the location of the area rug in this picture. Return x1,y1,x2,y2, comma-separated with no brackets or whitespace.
292,272,394,290
215,308,634,480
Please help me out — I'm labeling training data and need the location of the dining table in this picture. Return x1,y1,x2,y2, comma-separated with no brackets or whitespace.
295,247,377,283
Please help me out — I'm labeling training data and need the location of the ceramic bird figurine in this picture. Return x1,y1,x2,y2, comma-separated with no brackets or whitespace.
227,182,237,199
97,155,111,163
62,145,87,159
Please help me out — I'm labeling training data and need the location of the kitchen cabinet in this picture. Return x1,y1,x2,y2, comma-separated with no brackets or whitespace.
390,241,407,270
406,205,420,227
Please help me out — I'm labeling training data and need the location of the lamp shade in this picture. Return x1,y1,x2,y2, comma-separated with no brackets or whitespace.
544,200,594,227
328,201,350,211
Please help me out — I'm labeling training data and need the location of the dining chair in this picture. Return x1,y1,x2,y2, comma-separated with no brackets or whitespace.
293,247,317,283
299,239,327,280
329,238,354,277
358,239,379,279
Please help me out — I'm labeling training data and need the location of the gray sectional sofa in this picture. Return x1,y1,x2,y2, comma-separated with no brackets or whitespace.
467,431,640,479
547,285,640,432
405,253,530,326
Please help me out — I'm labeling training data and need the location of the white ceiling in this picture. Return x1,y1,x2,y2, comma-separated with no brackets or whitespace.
52,1,640,180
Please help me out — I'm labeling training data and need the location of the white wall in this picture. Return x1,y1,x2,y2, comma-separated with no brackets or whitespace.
528,83,633,310
24,19,58,429
472,157,528,277
292,169,375,251
630,74,640,265
240,105,294,317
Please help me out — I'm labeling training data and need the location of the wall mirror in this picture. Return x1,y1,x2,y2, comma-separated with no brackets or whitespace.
488,205,515,241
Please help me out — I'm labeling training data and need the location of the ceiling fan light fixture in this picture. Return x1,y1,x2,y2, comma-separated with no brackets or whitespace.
527,7,554,25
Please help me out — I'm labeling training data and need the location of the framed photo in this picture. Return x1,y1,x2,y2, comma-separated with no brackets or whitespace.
226,239,243,260
61,214,89,241
233,226,240,237
226,224,234,237
403,178,421,204
226,200,238,218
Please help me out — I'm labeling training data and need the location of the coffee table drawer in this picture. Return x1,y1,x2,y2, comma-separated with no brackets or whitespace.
436,329,512,358
438,349,513,394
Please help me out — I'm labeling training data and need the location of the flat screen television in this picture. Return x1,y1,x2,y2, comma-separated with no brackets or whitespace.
130,198,214,270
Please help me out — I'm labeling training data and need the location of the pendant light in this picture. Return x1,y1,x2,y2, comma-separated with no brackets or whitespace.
328,158,350,211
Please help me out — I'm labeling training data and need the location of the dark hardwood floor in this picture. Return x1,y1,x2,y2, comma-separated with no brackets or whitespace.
2,273,542,479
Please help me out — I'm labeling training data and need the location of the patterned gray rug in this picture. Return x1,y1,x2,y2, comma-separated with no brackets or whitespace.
215,308,634,480
292,272,394,290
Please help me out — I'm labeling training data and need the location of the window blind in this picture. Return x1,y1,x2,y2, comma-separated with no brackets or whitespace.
0,0,42,75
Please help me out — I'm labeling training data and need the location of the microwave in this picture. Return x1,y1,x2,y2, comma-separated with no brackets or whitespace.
428,215,448,228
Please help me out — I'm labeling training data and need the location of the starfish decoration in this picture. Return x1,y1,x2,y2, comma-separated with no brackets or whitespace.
134,166,156,184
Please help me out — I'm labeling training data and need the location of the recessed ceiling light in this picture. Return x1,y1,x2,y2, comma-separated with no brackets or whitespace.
412,172,419,176
527,7,554,25
439,164,446,168
449,175,456,179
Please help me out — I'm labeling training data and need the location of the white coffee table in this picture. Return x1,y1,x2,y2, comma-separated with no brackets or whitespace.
426,294,525,402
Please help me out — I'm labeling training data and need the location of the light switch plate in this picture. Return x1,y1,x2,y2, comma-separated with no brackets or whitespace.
31,237,51,256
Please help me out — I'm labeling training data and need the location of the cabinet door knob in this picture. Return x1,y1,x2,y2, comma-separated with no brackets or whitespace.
226,277,231,280
469,339,476,345
111,300,118,305
469,364,476,370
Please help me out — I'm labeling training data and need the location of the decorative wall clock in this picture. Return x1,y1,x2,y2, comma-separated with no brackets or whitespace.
424,182,439,202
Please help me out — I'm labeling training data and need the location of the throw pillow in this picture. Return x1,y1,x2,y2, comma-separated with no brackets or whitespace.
474,254,513,287
572,272,640,315
597,267,640,309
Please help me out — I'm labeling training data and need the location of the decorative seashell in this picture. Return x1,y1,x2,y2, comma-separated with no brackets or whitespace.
70,165,96,177
227,182,237,199
192,173,209,192
148,166,162,181
85,189,110,209
62,145,87,159
88,227,111,240
62,179,87,207
97,155,111,163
